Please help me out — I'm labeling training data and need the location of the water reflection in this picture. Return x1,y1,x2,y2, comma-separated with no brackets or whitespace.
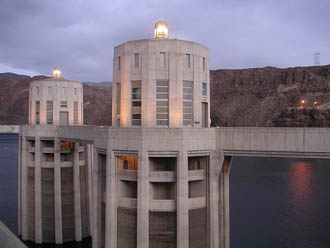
230,157,330,248
288,162,313,203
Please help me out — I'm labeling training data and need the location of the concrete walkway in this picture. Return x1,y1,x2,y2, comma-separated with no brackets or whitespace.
0,220,27,248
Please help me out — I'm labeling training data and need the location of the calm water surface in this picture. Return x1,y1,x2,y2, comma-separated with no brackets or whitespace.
1,134,330,248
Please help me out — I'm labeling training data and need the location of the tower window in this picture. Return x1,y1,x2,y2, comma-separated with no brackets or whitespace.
74,101,78,124
135,53,139,68
202,82,207,96
185,54,191,68
62,87,67,98
118,56,121,71
183,81,193,125
61,101,67,108
37,87,39,95
203,57,206,71
131,81,141,126
156,80,169,126
124,160,128,170
35,101,40,124
81,102,83,123
160,52,165,67
46,101,53,124
116,83,121,114
74,88,77,96
48,86,52,96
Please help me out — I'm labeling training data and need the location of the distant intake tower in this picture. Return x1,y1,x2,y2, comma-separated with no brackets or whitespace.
19,69,92,244
28,68,83,125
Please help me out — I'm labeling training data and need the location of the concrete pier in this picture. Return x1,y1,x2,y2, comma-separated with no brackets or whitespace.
137,151,149,248
19,127,91,244
54,125,330,247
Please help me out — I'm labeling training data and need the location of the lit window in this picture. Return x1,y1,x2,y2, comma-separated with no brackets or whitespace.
202,83,207,96
160,52,165,67
186,54,191,68
135,53,139,68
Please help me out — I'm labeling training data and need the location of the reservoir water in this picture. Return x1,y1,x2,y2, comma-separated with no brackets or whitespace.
1,133,330,248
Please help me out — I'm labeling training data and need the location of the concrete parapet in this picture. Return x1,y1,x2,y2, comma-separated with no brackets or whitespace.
0,220,27,248
0,125,19,133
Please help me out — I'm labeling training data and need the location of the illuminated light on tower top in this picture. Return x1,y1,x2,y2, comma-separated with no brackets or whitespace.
53,67,61,78
154,21,169,39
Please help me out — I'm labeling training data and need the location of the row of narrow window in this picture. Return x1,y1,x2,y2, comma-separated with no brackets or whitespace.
116,81,207,126
33,86,78,97
34,101,79,125
117,54,207,70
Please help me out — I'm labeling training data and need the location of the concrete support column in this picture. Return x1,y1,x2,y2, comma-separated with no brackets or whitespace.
177,149,189,248
54,138,63,244
86,144,93,236
92,149,101,248
105,150,117,247
18,136,22,236
219,156,232,248
74,142,82,241
34,138,42,244
209,150,224,248
137,151,149,248
21,136,28,240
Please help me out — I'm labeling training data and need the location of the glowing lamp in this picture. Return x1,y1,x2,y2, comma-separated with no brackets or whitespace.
314,101,318,105
154,21,169,39
301,100,305,104
53,68,61,78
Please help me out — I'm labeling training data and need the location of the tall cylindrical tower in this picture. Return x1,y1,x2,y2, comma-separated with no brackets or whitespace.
19,69,92,245
28,68,83,126
112,22,210,128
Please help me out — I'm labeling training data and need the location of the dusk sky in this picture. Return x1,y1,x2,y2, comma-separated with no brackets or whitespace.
1,0,329,82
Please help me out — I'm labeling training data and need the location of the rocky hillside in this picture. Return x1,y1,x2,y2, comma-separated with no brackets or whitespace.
1,64,330,127
210,65,330,127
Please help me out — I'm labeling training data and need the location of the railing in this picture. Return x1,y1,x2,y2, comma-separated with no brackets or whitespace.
149,171,176,182
119,170,137,181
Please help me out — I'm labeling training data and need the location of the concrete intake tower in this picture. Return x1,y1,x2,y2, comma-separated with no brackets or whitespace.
18,21,330,248
19,69,91,244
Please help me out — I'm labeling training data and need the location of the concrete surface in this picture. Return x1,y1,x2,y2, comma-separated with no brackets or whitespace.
0,125,19,133
0,220,27,248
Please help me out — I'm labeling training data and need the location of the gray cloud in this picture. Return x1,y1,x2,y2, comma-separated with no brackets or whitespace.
0,0,329,82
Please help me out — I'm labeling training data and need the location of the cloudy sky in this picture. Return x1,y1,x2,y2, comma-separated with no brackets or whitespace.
0,0,329,82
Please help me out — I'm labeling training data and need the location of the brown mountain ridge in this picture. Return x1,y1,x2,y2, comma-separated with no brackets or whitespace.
1,65,330,127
